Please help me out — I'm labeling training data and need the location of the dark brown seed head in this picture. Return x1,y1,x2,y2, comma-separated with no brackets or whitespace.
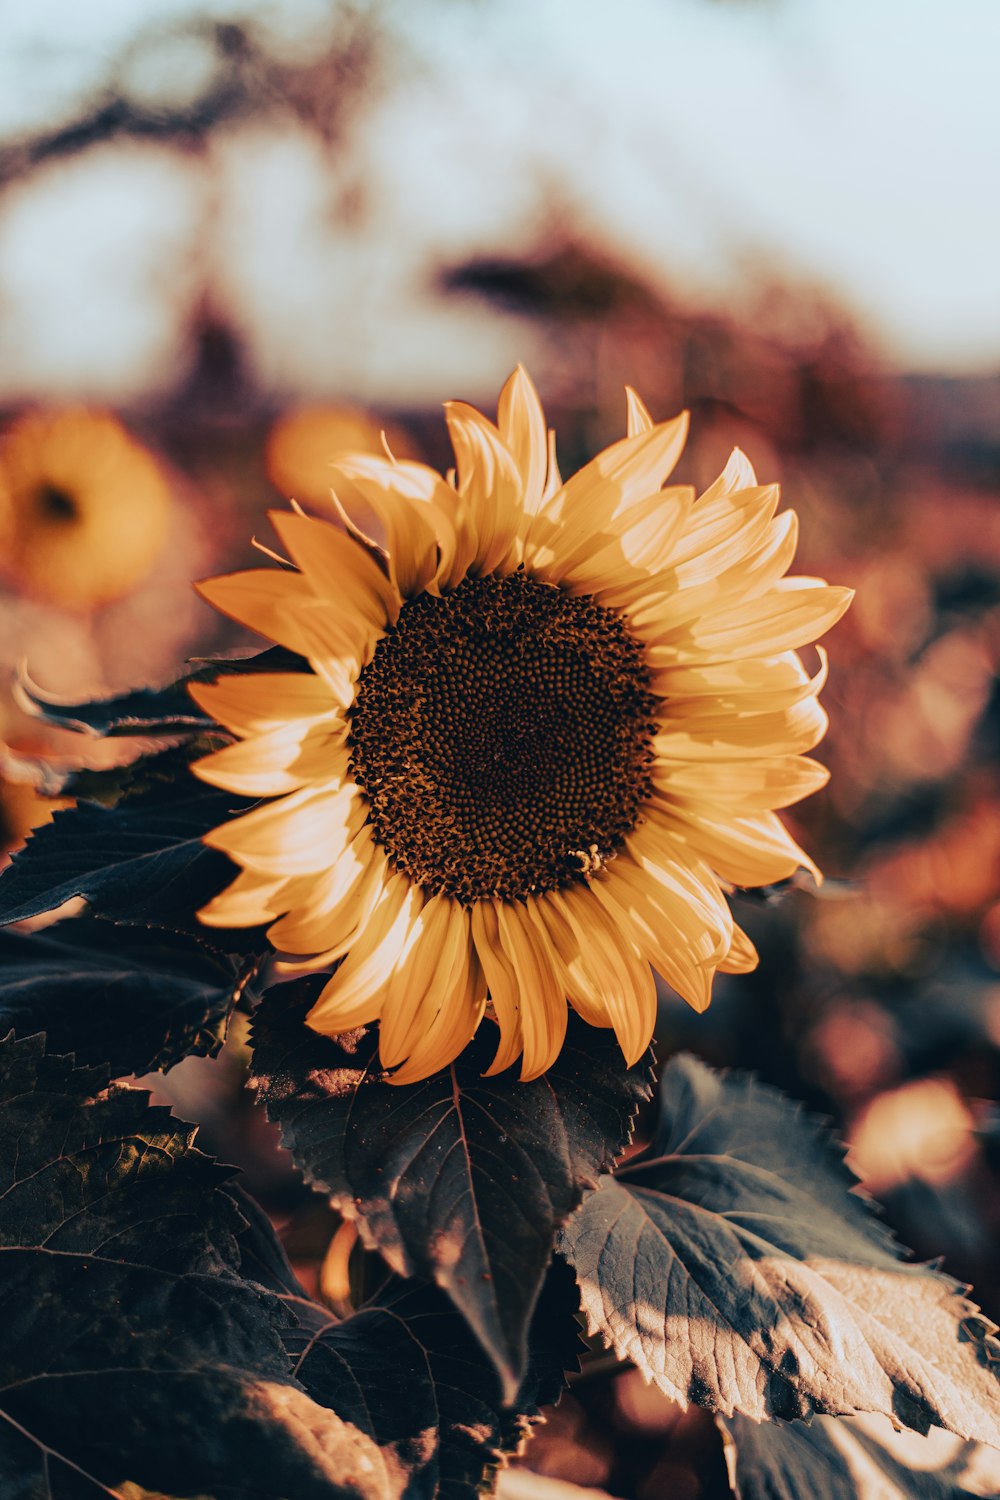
349,570,655,903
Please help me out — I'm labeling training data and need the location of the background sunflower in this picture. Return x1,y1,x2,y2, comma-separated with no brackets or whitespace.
0,407,172,610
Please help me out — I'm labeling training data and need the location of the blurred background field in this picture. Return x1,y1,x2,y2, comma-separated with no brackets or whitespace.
0,2,998,1496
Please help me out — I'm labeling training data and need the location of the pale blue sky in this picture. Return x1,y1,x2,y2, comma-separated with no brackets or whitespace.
0,0,996,402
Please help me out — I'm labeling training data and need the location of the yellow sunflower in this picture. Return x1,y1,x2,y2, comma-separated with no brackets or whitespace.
266,404,417,511
0,408,172,610
192,370,851,1084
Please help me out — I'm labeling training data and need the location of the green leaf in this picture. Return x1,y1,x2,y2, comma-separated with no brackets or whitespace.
0,747,262,950
0,1032,389,1499
284,1266,580,1500
559,1053,1000,1444
721,1412,1000,1500
0,919,255,1075
15,646,306,739
250,983,651,1401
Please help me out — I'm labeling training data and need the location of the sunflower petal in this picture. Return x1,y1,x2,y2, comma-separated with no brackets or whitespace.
304,875,423,1034
719,922,759,974
498,365,548,517
327,457,442,599
596,861,715,1014
197,868,293,928
649,581,854,663
553,885,657,1065
444,401,524,574
267,835,386,956
471,900,524,1075
188,672,340,736
533,413,689,567
191,718,347,796
496,901,568,1081
195,570,318,656
268,510,399,625
625,387,655,437
652,755,831,811
203,777,364,876
381,901,484,1081
662,805,822,886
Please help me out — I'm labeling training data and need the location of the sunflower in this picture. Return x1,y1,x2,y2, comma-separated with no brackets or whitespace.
192,370,851,1084
265,404,417,511
0,408,172,610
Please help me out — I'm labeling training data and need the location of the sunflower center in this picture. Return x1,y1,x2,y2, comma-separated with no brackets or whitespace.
349,571,655,903
36,484,79,523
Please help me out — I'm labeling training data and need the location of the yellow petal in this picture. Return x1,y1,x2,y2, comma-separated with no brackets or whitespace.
530,894,610,1029
555,486,696,595
532,413,689,567
304,874,423,1034
191,718,347,797
380,899,481,1077
660,804,821,886
195,569,318,656
596,861,715,1014
697,447,758,503
389,940,486,1086
651,755,831,812
658,647,829,718
652,697,829,762
203,776,364,876
625,387,654,437
667,485,781,581
379,895,462,1061
719,923,759,974
471,900,524,1075
267,834,386,956
498,366,548,517
651,649,822,700
496,901,568,1081
624,493,784,637
444,401,524,574
197,868,293,928
553,884,657,1065
188,671,340,736
327,455,444,598
648,581,854,664
625,822,734,957
268,510,399,626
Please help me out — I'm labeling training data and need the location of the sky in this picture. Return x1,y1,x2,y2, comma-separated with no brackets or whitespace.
0,0,997,404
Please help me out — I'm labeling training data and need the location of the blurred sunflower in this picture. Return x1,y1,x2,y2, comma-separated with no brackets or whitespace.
193,369,851,1084
0,408,172,610
265,403,416,510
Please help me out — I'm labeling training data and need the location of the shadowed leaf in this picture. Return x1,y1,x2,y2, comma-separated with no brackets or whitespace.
0,1032,393,1500
250,983,650,1400
15,646,306,739
284,1268,580,1500
0,746,263,951
0,920,256,1075
231,1181,581,1500
721,1412,1000,1500
560,1054,1000,1443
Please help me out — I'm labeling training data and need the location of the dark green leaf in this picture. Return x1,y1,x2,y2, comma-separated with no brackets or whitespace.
0,920,255,1075
15,646,306,739
721,1412,1000,1500
250,983,650,1400
560,1054,1000,1443
232,1184,580,1500
284,1264,580,1500
0,1032,388,1499
0,748,262,950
